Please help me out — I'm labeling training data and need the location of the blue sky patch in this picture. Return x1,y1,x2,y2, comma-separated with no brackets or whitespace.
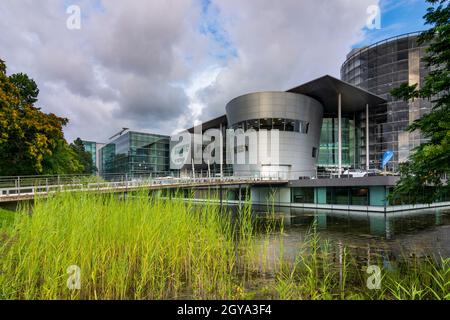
354,0,430,48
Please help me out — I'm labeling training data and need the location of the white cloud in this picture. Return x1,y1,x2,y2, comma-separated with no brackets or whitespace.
0,0,379,142
196,0,380,120
182,65,222,128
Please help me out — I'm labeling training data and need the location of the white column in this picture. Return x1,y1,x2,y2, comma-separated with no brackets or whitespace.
338,93,342,177
219,123,223,177
366,104,370,171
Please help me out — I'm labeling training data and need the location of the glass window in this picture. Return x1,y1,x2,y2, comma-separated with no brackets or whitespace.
260,118,272,130
285,119,295,132
231,118,309,133
292,188,314,204
272,118,284,131
351,188,369,205
334,188,350,205
246,119,259,131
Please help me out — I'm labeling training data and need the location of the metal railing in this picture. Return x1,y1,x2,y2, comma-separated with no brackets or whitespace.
0,169,402,198
0,171,291,199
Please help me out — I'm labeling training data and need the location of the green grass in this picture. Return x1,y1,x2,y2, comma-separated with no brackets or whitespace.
0,192,448,300
0,191,252,299
0,208,15,229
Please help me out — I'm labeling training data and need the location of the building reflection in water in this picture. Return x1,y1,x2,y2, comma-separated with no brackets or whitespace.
251,205,450,260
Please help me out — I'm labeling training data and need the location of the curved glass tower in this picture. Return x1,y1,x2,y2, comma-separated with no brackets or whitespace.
341,32,430,170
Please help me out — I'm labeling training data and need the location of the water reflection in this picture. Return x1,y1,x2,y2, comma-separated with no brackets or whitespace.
252,205,450,259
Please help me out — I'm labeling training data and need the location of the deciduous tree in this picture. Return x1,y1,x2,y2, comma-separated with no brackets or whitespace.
0,59,85,175
70,138,97,174
390,0,450,203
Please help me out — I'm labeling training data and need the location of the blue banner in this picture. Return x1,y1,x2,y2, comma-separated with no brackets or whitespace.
381,150,394,169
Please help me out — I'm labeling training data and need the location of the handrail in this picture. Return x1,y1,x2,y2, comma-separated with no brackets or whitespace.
0,175,290,199
0,169,403,199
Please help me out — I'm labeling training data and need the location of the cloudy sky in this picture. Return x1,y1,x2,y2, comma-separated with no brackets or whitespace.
0,0,429,142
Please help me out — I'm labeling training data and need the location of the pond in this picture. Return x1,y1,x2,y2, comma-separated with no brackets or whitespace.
1,196,449,299
249,205,450,264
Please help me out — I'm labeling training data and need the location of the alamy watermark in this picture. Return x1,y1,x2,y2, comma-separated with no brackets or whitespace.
366,5,381,30
66,5,81,30
67,265,81,290
170,124,281,170
366,265,382,290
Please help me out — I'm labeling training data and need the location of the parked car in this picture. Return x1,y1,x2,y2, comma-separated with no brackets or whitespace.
367,169,383,176
343,169,367,178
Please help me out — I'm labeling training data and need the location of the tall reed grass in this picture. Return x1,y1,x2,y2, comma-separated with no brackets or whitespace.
275,223,450,300
0,191,255,299
0,208,15,230
0,191,448,300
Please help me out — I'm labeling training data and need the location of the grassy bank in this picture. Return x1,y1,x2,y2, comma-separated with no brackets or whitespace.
0,191,448,300
0,191,249,299
0,208,15,229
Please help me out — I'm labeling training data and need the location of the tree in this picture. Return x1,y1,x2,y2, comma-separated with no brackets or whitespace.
0,59,85,176
41,140,85,175
389,0,450,204
70,138,97,174
9,73,39,106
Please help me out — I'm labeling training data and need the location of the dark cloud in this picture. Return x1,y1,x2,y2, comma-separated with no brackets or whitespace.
0,0,378,142
115,74,188,125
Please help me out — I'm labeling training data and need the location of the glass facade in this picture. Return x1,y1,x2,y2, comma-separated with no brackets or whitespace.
326,187,369,206
291,187,379,206
341,32,430,170
231,118,309,134
100,132,170,177
292,187,314,203
318,118,359,168
81,140,97,173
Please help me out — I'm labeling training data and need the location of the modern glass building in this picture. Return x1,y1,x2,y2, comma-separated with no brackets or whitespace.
100,131,171,177
318,118,358,169
341,32,431,170
171,32,431,177
81,140,98,173
173,74,386,181
164,32,445,209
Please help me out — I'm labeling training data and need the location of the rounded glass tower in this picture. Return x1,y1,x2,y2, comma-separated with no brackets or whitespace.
341,32,430,170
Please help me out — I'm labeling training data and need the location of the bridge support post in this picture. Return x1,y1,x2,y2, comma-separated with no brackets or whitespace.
238,184,242,210
219,185,223,213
